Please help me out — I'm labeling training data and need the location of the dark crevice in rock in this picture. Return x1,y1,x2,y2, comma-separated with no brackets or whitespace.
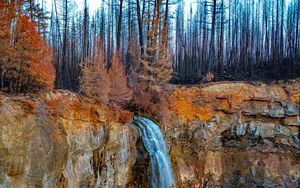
92,148,100,183
127,138,150,188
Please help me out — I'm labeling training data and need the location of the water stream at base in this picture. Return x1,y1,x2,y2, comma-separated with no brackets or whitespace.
132,115,174,188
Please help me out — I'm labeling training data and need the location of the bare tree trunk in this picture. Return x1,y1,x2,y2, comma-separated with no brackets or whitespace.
218,0,224,73
83,0,89,58
116,0,123,50
202,0,207,72
163,0,169,45
62,0,70,88
274,0,279,63
107,0,111,65
295,0,300,58
208,0,216,72
280,0,284,61
136,0,144,55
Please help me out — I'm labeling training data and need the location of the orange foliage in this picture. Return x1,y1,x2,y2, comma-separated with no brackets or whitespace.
14,16,55,91
80,41,111,103
80,44,133,106
109,51,133,105
0,2,15,77
29,46,55,90
0,3,55,92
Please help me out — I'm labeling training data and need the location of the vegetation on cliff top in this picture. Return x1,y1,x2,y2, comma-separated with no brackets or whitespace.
0,0,300,106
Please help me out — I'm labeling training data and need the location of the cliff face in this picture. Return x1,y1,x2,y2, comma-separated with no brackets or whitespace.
0,81,299,187
0,91,136,188
159,81,300,187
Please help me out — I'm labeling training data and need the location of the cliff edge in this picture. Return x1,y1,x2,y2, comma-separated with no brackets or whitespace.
0,80,299,187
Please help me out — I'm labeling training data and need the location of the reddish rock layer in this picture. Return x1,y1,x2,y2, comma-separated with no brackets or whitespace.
0,80,299,187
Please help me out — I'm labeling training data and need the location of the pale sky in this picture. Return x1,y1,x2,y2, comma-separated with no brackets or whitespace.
43,0,195,13
79,0,194,12
80,0,291,15
83,0,293,10
76,0,101,13
44,0,292,15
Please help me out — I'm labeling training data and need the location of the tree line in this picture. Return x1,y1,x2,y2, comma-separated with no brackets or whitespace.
175,0,300,83
50,0,172,92
0,0,299,96
0,0,55,92
47,0,300,86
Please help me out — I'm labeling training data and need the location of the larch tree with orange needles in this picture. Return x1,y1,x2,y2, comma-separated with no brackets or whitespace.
0,1,15,89
109,51,133,105
0,2,55,93
14,15,55,92
80,41,111,103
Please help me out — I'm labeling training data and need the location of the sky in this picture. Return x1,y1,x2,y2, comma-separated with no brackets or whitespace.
42,0,101,13
44,0,195,13
77,0,101,13
77,0,194,12
80,0,292,15
44,0,292,15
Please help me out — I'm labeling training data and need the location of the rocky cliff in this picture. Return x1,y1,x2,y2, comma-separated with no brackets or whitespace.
0,80,299,187
159,81,300,187
0,91,136,188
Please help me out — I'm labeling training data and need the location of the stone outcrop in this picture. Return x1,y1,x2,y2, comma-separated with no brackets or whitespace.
0,80,300,187
0,91,137,188
157,80,300,187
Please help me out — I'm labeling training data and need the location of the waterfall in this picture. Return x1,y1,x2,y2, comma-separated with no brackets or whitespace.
132,115,174,188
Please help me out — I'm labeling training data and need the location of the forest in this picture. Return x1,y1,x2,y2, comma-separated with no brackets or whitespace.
0,0,300,97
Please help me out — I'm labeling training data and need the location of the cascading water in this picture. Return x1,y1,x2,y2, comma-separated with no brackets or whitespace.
132,115,175,188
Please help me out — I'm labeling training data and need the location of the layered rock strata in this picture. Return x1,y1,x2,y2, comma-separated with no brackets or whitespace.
0,91,136,188
159,81,300,187
0,80,299,187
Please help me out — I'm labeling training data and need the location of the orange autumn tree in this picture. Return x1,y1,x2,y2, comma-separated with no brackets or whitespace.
0,1,15,89
0,1,55,93
80,46,132,105
14,16,55,91
80,41,111,103
109,51,133,105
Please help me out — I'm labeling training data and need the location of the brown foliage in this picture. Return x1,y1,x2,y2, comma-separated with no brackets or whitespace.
80,42,111,103
80,42,132,106
14,16,55,91
126,40,172,113
139,58,172,89
109,51,133,105
0,2,55,93
201,72,215,83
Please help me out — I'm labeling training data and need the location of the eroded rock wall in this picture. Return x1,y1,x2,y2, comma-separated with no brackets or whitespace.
158,80,300,187
0,80,299,188
0,91,137,188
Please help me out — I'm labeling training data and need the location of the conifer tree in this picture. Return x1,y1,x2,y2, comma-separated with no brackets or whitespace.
142,0,172,89
14,15,55,91
80,40,111,103
109,51,133,105
0,2,55,93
